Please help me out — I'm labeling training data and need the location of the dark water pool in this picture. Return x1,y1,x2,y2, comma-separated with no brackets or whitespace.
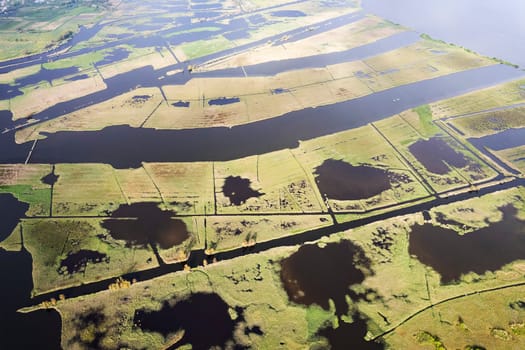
0,110,12,130
208,97,240,106
95,47,130,67
134,293,243,349
172,100,190,107
222,176,263,205
318,314,384,350
40,166,59,186
280,241,370,314
314,159,391,200
57,249,109,275
409,137,468,174
15,66,80,86
409,204,525,283
101,202,190,250
64,74,89,82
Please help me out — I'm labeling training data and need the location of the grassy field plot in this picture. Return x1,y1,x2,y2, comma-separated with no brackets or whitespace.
449,106,525,138
98,47,177,79
359,38,493,92
0,5,103,60
145,97,250,129
10,73,106,120
493,145,525,174
365,38,491,74
430,78,525,120
214,150,325,214
206,214,331,253
43,51,106,71
208,4,361,66
16,218,157,296
142,162,214,215
114,168,162,204
178,36,235,61
55,246,307,350
53,164,126,216
384,285,525,350
163,76,271,100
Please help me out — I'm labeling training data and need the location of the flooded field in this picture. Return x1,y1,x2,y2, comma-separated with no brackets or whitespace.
134,293,244,349
101,203,190,250
314,159,391,200
40,166,59,186
222,176,263,206
408,137,468,174
1,0,525,348
208,97,241,106
280,241,371,314
58,250,109,275
317,314,384,350
409,204,525,283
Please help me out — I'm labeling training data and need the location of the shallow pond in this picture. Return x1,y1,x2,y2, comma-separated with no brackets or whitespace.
280,241,370,314
134,293,244,349
314,159,391,200
222,176,263,206
409,204,525,283
101,202,190,250
408,137,468,174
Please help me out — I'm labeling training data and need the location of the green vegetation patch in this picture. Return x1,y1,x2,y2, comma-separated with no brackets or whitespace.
414,330,447,350
413,104,439,136
179,35,234,60
43,51,106,71
0,184,50,217
21,218,157,296
450,107,525,138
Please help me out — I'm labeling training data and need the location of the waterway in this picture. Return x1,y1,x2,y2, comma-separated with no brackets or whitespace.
1,64,519,168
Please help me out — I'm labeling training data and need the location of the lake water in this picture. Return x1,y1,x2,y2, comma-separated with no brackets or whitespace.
363,0,525,68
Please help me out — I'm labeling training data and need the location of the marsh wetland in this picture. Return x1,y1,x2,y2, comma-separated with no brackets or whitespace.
1,0,525,349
